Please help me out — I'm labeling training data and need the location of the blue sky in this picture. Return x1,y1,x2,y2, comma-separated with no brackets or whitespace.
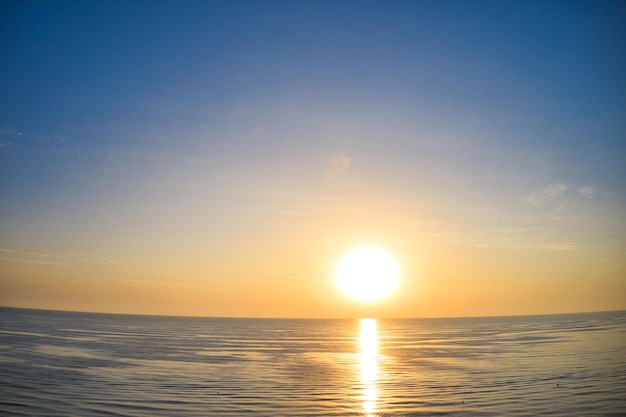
1,0,624,317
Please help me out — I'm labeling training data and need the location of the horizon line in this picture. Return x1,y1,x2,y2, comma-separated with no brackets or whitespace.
1,304,624,321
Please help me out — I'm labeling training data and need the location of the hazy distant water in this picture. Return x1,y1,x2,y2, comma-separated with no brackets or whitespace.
1,308,625,416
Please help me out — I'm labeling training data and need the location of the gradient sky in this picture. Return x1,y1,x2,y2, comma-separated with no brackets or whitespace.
1,0,625,318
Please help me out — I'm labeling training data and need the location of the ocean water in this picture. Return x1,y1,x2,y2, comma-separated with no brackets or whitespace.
0,308,624,416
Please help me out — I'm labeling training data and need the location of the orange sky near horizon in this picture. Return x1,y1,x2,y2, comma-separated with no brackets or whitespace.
2,194,624,318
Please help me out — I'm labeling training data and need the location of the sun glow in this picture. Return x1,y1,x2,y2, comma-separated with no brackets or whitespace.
335,246,401,302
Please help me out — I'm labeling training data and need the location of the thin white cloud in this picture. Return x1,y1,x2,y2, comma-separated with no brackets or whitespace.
417,221,583,252
62,253,121,264
526,182,568,207
545,183,568,196
577,186,594,198
112,279,243,291
327,154,351,176
0,249,120,266
24,251,51,258
0,125,118,169
0,256,69,266
265,273,333,283
526,182,595,214
544,242,578,251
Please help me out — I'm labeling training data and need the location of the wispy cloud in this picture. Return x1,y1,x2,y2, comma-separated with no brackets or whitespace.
576,186,594,199
265,273,333,283
0,256,69,266
0,125,119,169
60,253,121,264
0,248,121,267
417,222,583,252
109,279,243,291
326,154,351,176
526,182,568,207
526,182,595,215
0,126,69,157
544,242,578,251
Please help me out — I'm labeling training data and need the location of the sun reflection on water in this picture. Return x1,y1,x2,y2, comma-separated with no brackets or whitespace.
359,318,379,416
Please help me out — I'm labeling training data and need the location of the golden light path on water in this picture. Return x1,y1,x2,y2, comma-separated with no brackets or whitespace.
359,318,379,416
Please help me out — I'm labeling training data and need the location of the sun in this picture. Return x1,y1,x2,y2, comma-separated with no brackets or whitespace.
335,246,401,302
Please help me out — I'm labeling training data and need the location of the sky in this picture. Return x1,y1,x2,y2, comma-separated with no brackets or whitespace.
1,0,625,318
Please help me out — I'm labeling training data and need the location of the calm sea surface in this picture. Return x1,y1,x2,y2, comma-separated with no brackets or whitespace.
0,308,624,416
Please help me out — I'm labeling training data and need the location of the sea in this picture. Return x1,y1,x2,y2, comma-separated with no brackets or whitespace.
0,307,624,416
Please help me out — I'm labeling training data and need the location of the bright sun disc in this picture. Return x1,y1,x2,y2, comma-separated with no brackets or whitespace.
335,246,400,302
